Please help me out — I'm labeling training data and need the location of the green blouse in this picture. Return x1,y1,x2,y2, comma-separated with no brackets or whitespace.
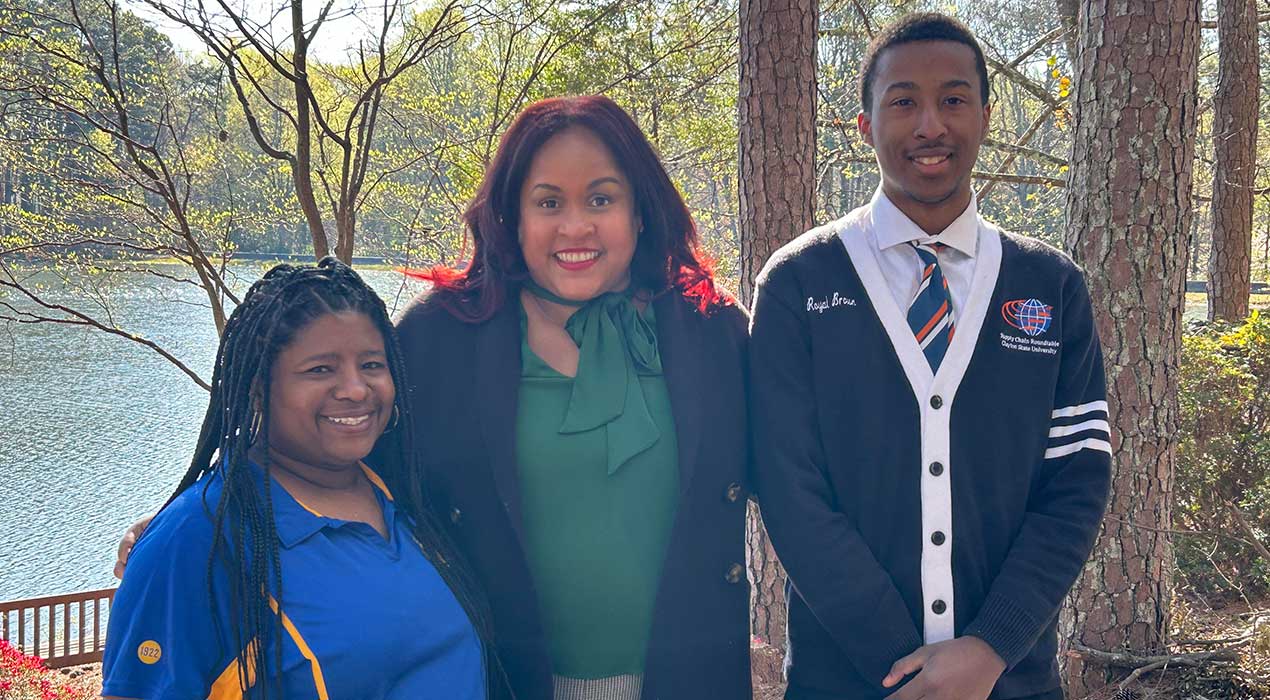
515,293,680,680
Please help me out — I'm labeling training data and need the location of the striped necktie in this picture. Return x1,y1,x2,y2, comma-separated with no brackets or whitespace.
908,242,955,370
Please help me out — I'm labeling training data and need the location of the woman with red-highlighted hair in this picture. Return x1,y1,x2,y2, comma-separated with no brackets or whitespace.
397,94,751,700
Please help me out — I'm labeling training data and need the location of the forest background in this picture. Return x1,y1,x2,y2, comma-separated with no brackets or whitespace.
2,0,1270,698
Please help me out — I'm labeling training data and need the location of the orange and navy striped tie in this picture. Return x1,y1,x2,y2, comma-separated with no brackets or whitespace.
907,242,955,370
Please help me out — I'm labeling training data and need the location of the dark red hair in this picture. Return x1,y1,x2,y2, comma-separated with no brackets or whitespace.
409,94,728,321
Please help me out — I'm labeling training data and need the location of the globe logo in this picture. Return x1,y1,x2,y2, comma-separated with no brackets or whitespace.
1002,298,1053,337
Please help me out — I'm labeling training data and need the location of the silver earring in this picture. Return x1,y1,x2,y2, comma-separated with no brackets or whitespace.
248,410,263,444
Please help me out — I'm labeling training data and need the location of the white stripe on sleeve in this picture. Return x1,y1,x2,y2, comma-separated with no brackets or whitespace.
1051,400,1109,419
1044,437,1112,460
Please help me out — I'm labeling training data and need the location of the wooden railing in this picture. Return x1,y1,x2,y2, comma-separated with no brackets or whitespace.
0,588,116,667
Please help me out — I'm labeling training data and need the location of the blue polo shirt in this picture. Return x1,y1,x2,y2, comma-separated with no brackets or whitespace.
102,462,485,700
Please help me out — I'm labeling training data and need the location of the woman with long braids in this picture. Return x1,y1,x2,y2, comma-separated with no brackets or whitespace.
395,95,752,700
102,259,494,699
114,96,751,700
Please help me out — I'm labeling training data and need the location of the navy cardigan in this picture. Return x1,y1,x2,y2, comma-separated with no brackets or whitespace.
393,287,753,700
750,210,1111,700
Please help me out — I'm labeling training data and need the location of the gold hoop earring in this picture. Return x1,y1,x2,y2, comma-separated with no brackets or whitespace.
248,410,264,444
384,405,400,433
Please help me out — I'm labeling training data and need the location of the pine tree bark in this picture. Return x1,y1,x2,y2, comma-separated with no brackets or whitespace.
1060,1,1199,697
1208,0,1259,322
738,0,818,665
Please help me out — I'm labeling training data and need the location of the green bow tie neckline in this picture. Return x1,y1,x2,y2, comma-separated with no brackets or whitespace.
523,279,663,475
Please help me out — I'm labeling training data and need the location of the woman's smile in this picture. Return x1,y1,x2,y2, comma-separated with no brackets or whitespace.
554,248,603,270
321,412,376,428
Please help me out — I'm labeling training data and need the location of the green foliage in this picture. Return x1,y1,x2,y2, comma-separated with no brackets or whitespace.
1176,311,1270,598
1,0,1264,278
0,0,229,253
370,0,740,278
0,0,1138,277
4,0,1267,385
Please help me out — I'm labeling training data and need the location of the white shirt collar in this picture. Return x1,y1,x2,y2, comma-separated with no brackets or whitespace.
870,187,980,257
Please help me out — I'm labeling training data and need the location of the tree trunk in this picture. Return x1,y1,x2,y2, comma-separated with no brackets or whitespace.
738,0,818,669
1060,2,1198,697
1208,0,1259,322
291,0,330,261
335,206,356,265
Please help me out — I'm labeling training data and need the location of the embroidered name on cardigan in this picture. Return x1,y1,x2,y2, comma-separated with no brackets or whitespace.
999,332,1060,355
806,292,857,314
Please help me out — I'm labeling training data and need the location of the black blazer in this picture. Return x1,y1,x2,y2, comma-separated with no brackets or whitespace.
393,288,753,700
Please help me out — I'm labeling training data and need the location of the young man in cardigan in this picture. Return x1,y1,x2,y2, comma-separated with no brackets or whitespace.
749,13,1112,700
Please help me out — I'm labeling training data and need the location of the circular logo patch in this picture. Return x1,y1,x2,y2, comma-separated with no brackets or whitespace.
137,640,162,664
1001,298,1053,337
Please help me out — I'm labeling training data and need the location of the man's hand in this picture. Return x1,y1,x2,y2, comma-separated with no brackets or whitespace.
112,515,154,579
881,636,1006,700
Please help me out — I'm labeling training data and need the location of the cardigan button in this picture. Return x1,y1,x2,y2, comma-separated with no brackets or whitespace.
929,462,944,476
930,395,943,409
725,483,743,503
725,563,744,584
449,507,462,525
931,531,946,546
932,599,947,615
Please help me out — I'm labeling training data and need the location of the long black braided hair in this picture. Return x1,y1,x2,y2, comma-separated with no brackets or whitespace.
163,257,495,698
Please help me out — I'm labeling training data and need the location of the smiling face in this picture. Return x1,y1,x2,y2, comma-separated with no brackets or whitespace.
858,39,990,233
265,311,395,473
517,126,642,302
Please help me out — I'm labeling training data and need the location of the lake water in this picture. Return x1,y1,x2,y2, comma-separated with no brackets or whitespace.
0,263,425,601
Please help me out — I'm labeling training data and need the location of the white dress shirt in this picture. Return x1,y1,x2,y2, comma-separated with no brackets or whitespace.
866,188,981,318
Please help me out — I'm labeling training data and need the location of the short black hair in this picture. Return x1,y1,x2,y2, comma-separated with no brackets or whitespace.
858,13,990,113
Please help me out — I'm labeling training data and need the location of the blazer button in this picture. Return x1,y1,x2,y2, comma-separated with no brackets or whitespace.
931,531,946,546
929,462,944,476
930,395,944,409
725,482,743,503
450,507,462,525
932,599,947,615
725,563,744,584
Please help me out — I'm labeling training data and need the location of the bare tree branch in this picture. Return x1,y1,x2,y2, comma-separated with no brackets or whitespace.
0,271,210,390
984,53,1064,111
988,25,1066,84
1067,643,1241,670
1224,501,1270,565
977,109,1052,200
983,135,1067,168
1202,11,1270,28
